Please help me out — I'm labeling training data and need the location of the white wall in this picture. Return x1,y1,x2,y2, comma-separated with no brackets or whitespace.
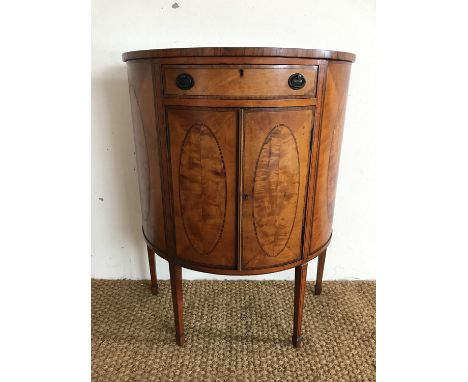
92,0,375,280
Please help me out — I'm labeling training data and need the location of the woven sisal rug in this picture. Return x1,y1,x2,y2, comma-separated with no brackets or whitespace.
92,280,375,381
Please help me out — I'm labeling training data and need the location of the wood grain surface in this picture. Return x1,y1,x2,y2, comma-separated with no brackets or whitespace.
179,123,227,256
122,47,356,62
163,65,317,98
310,62,352,252
167,108,237,269
242,108,314,269
126,62,166,251
126,57,353,275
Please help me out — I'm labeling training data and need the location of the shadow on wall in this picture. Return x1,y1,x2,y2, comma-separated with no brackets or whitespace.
92,64,146,277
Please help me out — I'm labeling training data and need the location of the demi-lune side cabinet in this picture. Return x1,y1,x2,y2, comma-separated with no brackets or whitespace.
122,47,355,347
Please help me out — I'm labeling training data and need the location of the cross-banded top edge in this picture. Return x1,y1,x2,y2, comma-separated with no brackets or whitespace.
122,47,356,62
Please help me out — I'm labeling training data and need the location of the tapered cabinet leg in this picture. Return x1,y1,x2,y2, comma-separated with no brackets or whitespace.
315,250,327,295
146,246,158,295
292,262,308,348
169,263,185,346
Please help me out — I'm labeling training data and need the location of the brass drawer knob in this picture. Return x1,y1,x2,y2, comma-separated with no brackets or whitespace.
176,73,194,90
288,73,306,90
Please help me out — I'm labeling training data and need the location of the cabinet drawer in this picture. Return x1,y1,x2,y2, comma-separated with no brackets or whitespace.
163,65,318,98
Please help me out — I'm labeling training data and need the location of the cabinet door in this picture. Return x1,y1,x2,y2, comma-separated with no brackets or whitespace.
167,108,237,269
242,108,314,269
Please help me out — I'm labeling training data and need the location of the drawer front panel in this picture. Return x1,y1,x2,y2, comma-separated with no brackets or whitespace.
163,66,318,98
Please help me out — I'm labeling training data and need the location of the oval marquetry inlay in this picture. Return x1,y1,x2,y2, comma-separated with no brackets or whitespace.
253,125,300,257
179,124,227,255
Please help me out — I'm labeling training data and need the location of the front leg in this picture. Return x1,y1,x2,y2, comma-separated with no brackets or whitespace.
146,246,158,295
292,262,308,347
314,250,327,295
169,263,185,346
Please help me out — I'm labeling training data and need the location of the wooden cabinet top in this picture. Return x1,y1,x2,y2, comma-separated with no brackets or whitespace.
122,47,356,62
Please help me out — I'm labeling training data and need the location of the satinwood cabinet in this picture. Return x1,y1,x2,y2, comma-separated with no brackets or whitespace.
123,47,355,347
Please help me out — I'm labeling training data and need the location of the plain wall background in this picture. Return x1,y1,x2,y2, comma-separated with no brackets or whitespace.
91,0,375,280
